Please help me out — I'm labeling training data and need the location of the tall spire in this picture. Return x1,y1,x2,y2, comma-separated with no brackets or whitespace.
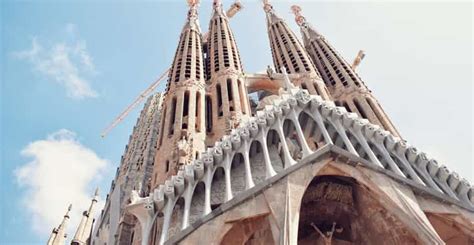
47,204,71,245
205,0,250,144
72,189,99,245
152,0,206,189
291,5,401,137
262,0,331,99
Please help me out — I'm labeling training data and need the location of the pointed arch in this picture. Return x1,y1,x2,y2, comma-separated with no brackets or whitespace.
298,112,326,151
345,130,371,162
297,175,419,243
249,140,266,185
167,197,185,239
324,121,344,149
189,182,205,225
230,153,246,196
266,130,284,172
210,167,226,210
283,119,303,160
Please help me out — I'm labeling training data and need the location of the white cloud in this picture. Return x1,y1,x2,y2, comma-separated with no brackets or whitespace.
14,25,98,99
15,129,109,238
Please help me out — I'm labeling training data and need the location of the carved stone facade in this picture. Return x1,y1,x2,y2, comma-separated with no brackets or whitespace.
52,1,473,245
152,1,207,189
89,93,164,245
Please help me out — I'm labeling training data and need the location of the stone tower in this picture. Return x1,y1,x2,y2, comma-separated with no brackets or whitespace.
90,93,164,245
60,1,472,245
262,0,330,99
291,5,400,137
151,0,206,189
205,0,251,145
71,189,98,245
47,204,72,245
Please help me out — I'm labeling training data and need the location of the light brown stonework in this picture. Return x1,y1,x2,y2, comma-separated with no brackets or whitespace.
57,2,472,245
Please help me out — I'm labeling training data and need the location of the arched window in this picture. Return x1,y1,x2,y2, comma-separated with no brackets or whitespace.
227,79,234,111
159,107,167,146
216,84,223,116
195,92,201,132
182,91,189,129
205,95,213,133
169,97,177,136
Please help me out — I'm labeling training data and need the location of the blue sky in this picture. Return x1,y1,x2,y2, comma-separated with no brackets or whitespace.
1,0,472,243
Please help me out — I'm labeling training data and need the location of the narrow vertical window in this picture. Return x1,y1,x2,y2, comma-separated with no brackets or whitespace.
343,101,352,113
353,99,368,119
159,107,167,146
217,84,223,116
226,79,233,101
227,78,234,111
166,160,170,172
182,92,189,129
238,80,247,115
169,97,177,135
206,95,213,133
195,92,201,132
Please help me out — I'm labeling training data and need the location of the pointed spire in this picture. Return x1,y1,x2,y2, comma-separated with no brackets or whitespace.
184,0,201,32
47,204,71,245
291,5,322,41
93,187,99,201
212,0,226,18
72,189,99,245
262,0,282,25
290,5,401,137
153,0,206,189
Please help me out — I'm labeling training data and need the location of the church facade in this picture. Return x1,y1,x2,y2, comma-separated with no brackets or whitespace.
48,1,474,244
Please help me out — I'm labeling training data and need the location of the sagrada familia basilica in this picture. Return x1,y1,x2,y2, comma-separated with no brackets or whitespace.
47,0,474,244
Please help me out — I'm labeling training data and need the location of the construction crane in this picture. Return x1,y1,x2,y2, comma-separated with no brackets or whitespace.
226,0,242,18
101,68,170,138
351,50,365,70
101,1,243,138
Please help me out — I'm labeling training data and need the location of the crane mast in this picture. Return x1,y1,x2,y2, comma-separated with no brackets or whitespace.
101,68,170,138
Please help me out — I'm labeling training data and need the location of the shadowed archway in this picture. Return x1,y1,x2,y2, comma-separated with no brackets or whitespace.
297,175,419,244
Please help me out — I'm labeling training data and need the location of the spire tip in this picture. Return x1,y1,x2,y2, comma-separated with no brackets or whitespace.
262,0,272,12
291,5,305,26
187,0,199,7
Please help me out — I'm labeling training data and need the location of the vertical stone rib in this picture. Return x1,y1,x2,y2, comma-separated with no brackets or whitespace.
292,5,401,137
